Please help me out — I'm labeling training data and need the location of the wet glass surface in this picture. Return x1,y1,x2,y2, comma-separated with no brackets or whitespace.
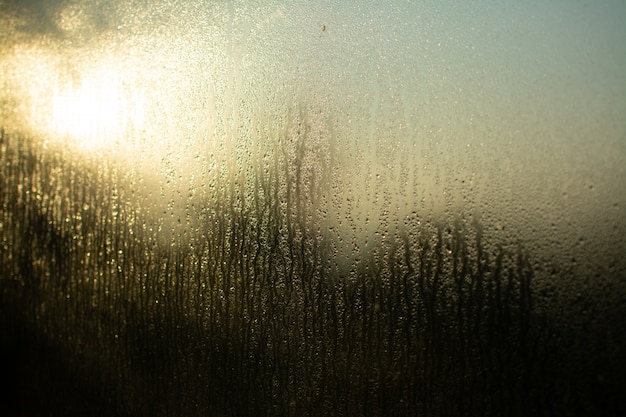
1,1,625,416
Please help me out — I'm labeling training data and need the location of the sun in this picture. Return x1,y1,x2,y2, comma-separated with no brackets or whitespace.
4,43,189,165
50,69,144,151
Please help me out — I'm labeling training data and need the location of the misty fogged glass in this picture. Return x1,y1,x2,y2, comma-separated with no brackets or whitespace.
1,1,625,416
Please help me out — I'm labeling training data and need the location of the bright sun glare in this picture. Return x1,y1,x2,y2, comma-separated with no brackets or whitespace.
50,69,145,151
4,43,187,166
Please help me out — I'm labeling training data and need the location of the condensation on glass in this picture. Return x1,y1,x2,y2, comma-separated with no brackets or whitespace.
1,1,624,416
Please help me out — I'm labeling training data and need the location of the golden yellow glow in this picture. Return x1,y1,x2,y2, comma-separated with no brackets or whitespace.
1,41,199,170
50,69,145,151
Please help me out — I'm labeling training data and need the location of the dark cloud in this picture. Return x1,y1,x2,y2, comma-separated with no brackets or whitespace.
1,0,117,40
2,0,70,35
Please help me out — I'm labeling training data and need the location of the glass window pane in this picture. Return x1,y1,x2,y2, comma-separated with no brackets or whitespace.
1,1,624,416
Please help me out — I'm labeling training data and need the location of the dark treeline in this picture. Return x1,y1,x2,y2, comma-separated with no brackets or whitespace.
0,127,619,416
